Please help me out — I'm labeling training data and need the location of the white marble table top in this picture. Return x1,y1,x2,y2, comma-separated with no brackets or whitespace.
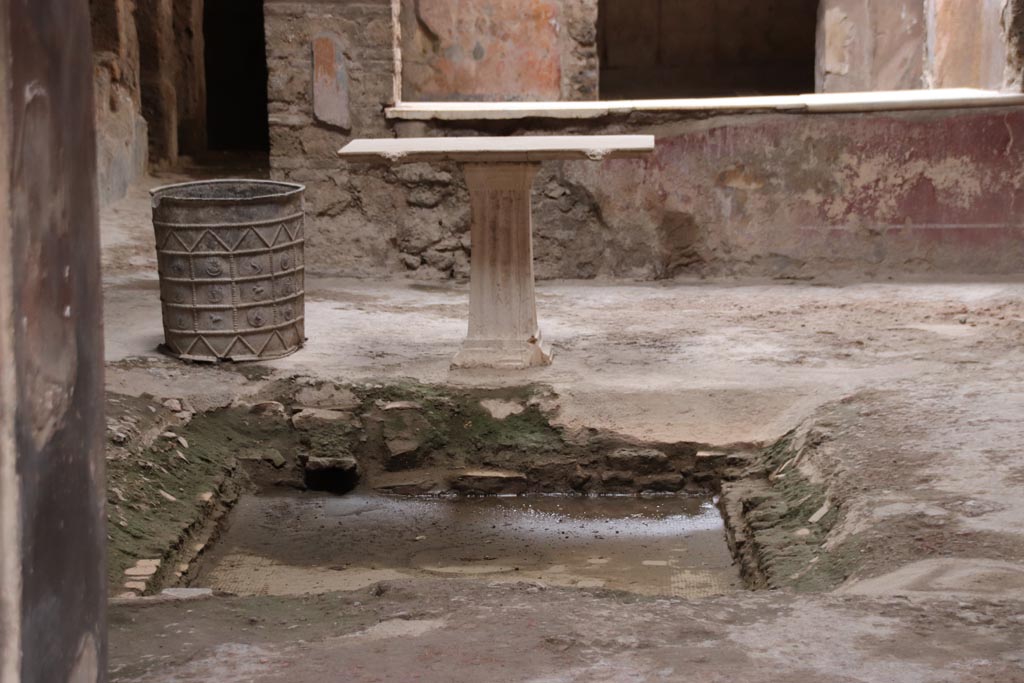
338,135,655,164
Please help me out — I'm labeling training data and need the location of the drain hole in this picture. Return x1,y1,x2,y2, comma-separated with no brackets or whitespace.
303,456,360,494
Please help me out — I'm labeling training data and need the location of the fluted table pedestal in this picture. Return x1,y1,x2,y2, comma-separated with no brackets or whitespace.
338,135,655,369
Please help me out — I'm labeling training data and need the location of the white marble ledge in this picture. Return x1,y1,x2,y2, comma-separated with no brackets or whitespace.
337,135,655,164
385,89,1024,121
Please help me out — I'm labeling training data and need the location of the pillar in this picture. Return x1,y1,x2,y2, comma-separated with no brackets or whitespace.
452,163,552,369
0,0,107,680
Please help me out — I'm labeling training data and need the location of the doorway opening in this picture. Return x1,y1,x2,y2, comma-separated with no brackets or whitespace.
203,0,270,157
598,0,819,99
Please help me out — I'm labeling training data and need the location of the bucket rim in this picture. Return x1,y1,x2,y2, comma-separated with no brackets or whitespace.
150,178,305,205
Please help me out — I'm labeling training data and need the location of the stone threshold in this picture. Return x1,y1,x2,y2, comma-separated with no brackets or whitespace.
386,88,1024,121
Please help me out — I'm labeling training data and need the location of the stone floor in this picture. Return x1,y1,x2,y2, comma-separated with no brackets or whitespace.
103,176,1024,681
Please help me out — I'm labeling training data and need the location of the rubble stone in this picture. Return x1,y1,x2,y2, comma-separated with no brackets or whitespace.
606,448,671,474
449,469,529,496
292,408,358,431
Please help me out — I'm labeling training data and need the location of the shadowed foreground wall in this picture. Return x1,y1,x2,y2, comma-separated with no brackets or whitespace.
0,0,107,680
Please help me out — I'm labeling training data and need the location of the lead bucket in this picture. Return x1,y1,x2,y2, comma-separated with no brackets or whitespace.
151,179,306,362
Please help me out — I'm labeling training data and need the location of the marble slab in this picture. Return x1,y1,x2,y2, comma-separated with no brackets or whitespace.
338,135,656,164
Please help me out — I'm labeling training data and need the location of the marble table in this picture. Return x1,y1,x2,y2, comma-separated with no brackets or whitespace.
338,135,655,369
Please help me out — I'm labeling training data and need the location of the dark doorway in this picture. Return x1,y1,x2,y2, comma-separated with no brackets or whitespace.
204,0,269,152
598,0,819,99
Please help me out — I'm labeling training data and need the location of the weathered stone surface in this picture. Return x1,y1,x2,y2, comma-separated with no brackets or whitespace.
250,401,287,417
637,473,686,493
238,448,287,469
312,32,351,130
372,471,441,496
157,587,213,601
92,0,148,206
449,469,529,495
931,0,1007,89
479,399,525,420
379,406,432,469
385,436,421,459
294,384,360,411
292,408,358,431
605,448,670,474
399,0,589,102
817,0,926,92
599,471,635,490
870,0,926,90
124,564,158,578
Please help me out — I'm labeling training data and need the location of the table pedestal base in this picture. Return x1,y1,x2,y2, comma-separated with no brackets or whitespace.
452,334,552,370
451,162,552,370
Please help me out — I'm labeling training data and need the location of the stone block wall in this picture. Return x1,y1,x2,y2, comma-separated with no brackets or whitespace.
137,0,180,163
90,0,205,204
90,0,149,205
265,0,427,275
91,0,207,204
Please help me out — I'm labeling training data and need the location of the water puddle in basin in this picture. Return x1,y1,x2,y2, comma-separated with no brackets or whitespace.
195,492,742,598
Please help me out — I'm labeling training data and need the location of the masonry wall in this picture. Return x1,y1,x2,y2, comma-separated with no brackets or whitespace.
266,0,1024,280
91,0,149,205
91,0,206,205
399,0,598,101
265,0,397,275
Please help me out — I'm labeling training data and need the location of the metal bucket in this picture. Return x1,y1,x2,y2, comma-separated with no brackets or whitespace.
151,179,306,362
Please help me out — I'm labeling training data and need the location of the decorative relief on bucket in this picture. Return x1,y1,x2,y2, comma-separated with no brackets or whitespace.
247,309,267,328
204,258,226,278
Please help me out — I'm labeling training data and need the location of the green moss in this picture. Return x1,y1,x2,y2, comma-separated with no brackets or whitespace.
739,428,854,592
106,401,300,590
355,381,564,459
